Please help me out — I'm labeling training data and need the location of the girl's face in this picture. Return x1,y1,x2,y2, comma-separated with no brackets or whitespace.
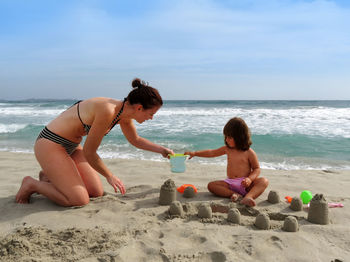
135,105,160,123
225,136,236,148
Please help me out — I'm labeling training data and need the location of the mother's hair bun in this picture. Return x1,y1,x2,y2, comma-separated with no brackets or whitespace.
132,78,144,89
127,77,162,109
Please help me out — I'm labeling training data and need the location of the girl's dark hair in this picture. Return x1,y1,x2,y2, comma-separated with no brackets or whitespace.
126,78,163,109
223,117,252,151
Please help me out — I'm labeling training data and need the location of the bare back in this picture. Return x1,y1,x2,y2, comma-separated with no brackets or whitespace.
46,97,123,143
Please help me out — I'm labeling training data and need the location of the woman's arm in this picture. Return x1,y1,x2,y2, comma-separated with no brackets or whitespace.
120,119,174,157
185,146,227,159
83,104,125,194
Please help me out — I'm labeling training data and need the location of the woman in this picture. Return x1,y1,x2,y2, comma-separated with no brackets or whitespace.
16,78,174,206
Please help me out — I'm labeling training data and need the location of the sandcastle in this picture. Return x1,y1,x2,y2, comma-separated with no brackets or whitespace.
198,203,212,219
169,201,184,217
283,216,299,232
254,213,270,230
307,194,329,225
160,185,331,232
227,208,241,224
183,186,196,198
267,190,280,204
159,179,176,205
290,197,303,211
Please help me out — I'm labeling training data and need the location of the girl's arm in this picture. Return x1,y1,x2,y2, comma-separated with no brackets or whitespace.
247,149,261,181
242,149,261,187
120,119,174,157
185,146,226,159
249,149,260,181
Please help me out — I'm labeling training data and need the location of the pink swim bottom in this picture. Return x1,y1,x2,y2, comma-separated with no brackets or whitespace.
223,177,247,196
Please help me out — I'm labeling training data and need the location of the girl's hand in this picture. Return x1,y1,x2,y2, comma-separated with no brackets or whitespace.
241,177,252,188
184,151,195,159
107,175,126,195
162,147,174,158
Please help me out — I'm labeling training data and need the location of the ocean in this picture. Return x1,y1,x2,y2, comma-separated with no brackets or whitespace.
0,99,349,170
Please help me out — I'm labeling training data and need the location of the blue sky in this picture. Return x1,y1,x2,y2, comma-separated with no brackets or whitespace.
1,0,350,100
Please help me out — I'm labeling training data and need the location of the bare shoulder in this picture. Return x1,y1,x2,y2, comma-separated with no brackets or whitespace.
247,148,258,158
215,146,230,155
217,145,228,154
88,97,118,117
247,148,260,167
88,97,115,106
248,148,256,154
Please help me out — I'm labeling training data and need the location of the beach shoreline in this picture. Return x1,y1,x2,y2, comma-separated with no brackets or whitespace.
1,99,350,171
0,151,349,261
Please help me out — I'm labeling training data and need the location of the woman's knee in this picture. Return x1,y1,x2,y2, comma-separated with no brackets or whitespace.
67,188,90,206
89,187,104,198
84,178,104,198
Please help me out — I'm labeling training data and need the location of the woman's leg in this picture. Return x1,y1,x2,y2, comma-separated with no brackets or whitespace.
16,139,90,206
36,146,103,199
71,146,104,198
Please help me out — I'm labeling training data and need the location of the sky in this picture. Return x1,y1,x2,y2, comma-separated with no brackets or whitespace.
1,0,350,100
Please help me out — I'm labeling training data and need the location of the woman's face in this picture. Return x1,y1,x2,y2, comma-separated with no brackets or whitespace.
135,105,161,123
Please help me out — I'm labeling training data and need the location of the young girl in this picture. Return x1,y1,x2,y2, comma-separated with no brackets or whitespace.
16,78,174,207
185,117,268,207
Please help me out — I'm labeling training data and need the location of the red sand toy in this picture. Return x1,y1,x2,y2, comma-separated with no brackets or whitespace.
177,184,198,194
285,196,292,203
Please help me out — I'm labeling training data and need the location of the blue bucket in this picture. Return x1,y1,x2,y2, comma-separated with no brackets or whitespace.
169,154,189,173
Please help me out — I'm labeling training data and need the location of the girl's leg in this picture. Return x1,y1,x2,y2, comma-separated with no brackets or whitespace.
240,177,269,207
207,181,242,201
16,139,90,206
71,146,104,198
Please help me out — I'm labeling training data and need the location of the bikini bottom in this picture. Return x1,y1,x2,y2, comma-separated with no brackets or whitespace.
37,126,79,155
223,177,248,196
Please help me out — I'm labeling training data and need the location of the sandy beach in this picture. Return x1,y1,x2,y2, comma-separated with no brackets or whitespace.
0,151,349,262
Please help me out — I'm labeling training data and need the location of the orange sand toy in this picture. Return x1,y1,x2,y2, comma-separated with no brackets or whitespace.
177,184,198,194
285,196,292,203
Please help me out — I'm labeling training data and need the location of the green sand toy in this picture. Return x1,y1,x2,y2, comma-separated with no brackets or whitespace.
300,190,313,204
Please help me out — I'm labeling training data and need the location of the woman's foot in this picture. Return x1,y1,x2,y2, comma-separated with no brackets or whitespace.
240,196,256,207
16,176,37,204
39,170,50,182
230,193,241,202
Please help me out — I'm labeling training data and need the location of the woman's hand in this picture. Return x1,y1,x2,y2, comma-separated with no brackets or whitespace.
184,151,195,159
161,147,174,158
107,175,126,195
241,177,252,188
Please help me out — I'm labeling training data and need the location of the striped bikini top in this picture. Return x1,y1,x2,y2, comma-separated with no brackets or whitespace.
76,98,126,135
